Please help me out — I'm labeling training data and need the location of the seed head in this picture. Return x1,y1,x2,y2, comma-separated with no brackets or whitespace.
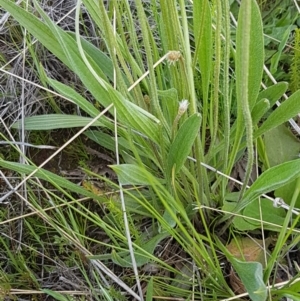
166,51,181,65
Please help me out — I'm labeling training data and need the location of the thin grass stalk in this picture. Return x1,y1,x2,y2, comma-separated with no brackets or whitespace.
221,0,231,195
113,0,145,106
96,1,128,96
109,4,144,299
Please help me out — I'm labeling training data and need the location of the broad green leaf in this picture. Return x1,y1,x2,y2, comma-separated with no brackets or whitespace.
264,125,300,207
167,113,201,176
108,90,161,145
11,114,104,130
231,259,267,301
231,159,300,214
254,90,300,139
256,82,288,107
243,198,286,230
236,0,264,109
217,238,267,301
275,180,300,208
0,160,102,200
222,201,257,231
264,124,300,167
110,164,164,186
223,197,286,231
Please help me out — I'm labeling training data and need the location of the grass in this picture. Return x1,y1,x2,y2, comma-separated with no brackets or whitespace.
0,0,300,300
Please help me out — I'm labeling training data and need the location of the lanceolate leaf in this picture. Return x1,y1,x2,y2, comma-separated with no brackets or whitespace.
232,159,300,214
47,78,100,118
167,113,201,176
236,0,264,110
0,160,102,200
110,164,164,186
254,89,300,139
256,82,288,107
193,0,212,103
11,114,104,130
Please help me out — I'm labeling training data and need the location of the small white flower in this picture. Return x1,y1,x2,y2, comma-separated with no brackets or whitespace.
178,99,189,116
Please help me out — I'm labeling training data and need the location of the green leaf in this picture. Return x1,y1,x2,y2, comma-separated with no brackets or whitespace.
230,159,300,214
193,0,212,102
264,124,300,167
216,237,267,301
236,0,264,109
84,131,116,152
251,98,270,125
270,25,295,74
224,197,286,231
111,232,169,267
167,113,201,176
11,114,104,130
110,164,164,186
243,198,286,230
231,259,267,301
278,292,300,301
0,160,101,200
254,90,300,139
275,180,300,208
223,201,257,231
67,32,118,84
256,82,288,107
146,277,154,301
108,90,161,145
158,88,178,126
46,78,100,118
42,289,70,301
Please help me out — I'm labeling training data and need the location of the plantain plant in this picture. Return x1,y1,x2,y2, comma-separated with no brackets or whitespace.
1,0,300,300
